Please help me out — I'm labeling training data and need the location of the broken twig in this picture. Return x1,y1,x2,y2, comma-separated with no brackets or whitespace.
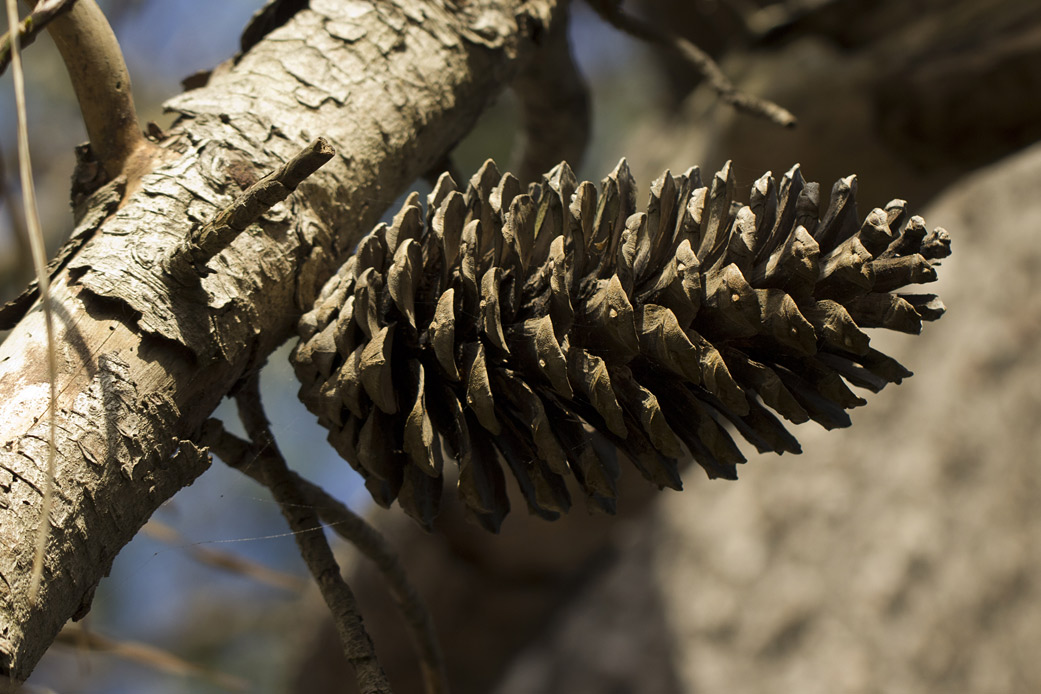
164,137,335,283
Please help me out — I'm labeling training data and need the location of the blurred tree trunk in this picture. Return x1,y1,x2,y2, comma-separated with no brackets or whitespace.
0,0,565,681
644,0,1041,178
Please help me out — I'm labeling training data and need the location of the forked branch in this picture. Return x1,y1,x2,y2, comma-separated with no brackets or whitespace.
231,376,393,694
587,0,797,127
203,417,449,694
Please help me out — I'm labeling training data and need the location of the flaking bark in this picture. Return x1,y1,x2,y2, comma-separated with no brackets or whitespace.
0,0,564,680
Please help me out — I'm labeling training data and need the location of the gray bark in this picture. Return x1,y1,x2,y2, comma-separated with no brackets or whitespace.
0,0,562,680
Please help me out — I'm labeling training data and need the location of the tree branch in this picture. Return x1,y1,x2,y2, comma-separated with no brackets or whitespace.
0,0,564,681
588,0,797,127
23,0,154,181
511,5,590,183
203,418,448,694
0,0,77,77
233,375,391,694
53,624,248,692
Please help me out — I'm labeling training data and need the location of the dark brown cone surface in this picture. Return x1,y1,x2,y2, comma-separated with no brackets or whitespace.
292,159,950,530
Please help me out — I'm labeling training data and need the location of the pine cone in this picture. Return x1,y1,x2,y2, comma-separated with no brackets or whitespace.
292,159,950,531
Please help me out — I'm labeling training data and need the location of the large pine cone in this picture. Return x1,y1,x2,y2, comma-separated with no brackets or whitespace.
292,160,950,531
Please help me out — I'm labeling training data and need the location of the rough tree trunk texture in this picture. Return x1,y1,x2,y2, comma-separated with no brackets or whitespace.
0,0,565,680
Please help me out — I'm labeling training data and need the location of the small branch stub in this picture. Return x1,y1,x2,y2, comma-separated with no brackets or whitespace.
164,137,335,283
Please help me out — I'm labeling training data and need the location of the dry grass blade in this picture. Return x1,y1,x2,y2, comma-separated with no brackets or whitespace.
141,520,307,593
5,0,57,606
54,624,248,692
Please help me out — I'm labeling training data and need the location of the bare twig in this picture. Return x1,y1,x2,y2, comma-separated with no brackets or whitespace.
24,0,151,180
743,0,843,39
54,624,248,692
587,0,797,128
141,520,308,593
232,375,393,694
0,0,77,76
203,418,449,694
5,0,56,607
164,137,335,283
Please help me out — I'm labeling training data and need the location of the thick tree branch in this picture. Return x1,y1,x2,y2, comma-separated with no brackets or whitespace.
0,0,565,681
511,4,589,183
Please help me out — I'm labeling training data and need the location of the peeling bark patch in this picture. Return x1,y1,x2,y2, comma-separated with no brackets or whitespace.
311,0,376,22
282,46,349,104
70,127,309,362
326,19,368,43
166,438,211,475
0,333,210,678
75,431,106,468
